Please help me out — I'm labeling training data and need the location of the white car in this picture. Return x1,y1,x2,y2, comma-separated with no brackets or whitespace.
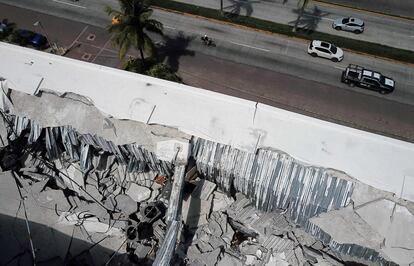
332,17,364,34
307,40,344,62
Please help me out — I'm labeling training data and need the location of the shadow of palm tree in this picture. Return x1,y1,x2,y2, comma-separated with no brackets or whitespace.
289,6,329,33
223,0,260,17
157,31,195,72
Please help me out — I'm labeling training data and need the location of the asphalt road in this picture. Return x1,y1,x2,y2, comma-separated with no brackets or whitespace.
2,0,414,106
320,0,414,19
1,1,414,142
173,0,414,52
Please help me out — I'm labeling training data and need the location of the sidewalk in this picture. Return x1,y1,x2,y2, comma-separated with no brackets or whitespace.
318,0,414,20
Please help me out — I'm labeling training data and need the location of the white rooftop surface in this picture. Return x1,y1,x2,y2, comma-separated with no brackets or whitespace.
1,42,414,201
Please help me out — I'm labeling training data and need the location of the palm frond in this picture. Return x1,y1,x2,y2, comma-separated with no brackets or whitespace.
144,19,163,35
105,0,163,61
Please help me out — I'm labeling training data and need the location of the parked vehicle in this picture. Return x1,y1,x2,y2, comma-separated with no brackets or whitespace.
13,29,48,48
0,19,13,38
341,64,395,94
332,17,364,34
0,19,9,33
307,40,344,62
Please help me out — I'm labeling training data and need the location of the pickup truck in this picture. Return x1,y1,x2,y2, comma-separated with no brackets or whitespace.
341,64,395,94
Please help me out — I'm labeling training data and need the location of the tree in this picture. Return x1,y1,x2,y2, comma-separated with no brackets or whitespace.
106,0,163,69
292,0,310,32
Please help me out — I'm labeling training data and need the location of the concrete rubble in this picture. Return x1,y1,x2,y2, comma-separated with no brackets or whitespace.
1,86,414,265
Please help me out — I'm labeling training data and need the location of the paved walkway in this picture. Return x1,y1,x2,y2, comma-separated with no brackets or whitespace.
318,0,414,19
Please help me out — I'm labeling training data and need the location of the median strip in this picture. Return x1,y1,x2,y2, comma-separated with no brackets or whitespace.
150,0,414,64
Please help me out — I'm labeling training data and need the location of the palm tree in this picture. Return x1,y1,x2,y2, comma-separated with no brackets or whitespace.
292,0,310,32
106,0,163,69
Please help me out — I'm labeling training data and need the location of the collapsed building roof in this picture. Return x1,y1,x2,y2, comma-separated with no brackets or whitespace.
1,84,414,265
1,43,414,265
1,42,414,203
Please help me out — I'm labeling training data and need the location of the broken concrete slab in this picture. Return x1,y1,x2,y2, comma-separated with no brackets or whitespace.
36,189,72,211
62,163,84,194
0,114,8,148
155,139,190,164
245,254,257,265
57,212,123,236
191,179,216,201
355,199,394,237
211,190,234,212
265,252,290,266
196,240,214,253
309,206,384,250
8,89,191,150
181,195,211,228
307,206,394,265
126,183,152,202
351,182,394,207
114,194,138,215
381,204,414,265
217,251,242,266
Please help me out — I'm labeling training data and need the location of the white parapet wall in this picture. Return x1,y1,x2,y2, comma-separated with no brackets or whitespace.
1,42,413,201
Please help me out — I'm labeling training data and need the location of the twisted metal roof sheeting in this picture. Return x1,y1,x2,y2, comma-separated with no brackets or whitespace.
191,137,354,226
5,114,173,176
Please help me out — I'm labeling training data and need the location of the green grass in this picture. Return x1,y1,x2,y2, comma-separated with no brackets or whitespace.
150,0,414,64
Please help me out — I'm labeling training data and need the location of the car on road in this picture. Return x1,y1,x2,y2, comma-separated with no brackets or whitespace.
307,40,344,62
341,64,395,94
332,17,364,34
12,29,48,48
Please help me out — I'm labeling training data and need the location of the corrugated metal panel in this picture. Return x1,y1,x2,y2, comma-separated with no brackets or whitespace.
191,137,353,226
5,114,173,177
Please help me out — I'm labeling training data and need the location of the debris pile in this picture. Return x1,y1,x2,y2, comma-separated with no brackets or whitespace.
176,180,345,266
0,89,191,265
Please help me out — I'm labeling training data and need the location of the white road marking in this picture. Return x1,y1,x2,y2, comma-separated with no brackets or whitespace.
52,0,86,9
229,41,270,52
334,66,345,70
67,25,89,51
164,25,176,30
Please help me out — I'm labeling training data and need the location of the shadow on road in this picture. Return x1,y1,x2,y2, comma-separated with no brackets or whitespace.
223,0,260,17
158,31,195,72
289,6,329,33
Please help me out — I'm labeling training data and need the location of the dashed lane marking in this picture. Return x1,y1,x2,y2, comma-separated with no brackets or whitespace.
304,14,335,22
52,0,86,9
229,41,270,52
